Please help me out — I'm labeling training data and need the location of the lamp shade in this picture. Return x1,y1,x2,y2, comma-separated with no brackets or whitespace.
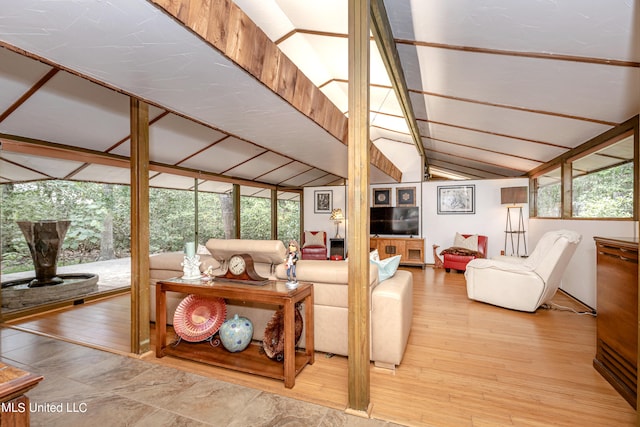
330,208,345,221
500,187,528,205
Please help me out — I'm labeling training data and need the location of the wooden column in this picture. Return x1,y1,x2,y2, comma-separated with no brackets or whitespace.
130,98,151,355
347,0,371,416
271,188,278,240
233,183,241,239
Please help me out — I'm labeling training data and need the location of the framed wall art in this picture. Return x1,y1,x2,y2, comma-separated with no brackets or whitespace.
314,190,332,213
437,184,475,214
396,187,416,206
372,188,391,207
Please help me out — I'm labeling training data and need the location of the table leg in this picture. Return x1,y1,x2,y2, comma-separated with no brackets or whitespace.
305,292,314,364
283,300,295,388
156,285,167,357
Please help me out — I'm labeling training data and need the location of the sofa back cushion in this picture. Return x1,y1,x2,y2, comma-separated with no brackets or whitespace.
275,260,378,308
205,239,287,265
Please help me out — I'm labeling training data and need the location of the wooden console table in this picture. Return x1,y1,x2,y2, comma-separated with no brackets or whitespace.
156,278,314,389
0,362,43,426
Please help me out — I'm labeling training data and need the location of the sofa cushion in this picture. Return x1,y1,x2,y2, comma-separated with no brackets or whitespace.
370,255,401,282
303,231,326,248
275,260,378,308
454,233,478,251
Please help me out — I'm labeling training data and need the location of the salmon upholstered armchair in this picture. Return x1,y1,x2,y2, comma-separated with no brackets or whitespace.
464,229,581,312
440,233,488,272
300,231,327,260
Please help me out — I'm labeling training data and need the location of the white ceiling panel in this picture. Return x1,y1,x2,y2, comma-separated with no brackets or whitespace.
0,71,130,151
0,158,48,181
0,49,52,113
420,93,612,148
409,46,639,123
0,152,84,180
181,137,266,174
71,164,131,185
223,151,291,181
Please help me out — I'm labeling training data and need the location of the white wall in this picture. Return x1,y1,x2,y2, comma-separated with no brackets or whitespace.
303,186,347,243
423,178,529,263
529,219,637,309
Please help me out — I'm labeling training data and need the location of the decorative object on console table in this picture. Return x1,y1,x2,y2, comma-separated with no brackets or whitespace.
181,241,201,279
437,184,475,214
314,190,332,213
396,187,416,206
263,305,304,362
593,236,637,408
329,208,345,238
172,295,226,344
329,238,345,260
219,314,253,352
501,186,528,256
372,187,391,207
215,253,269,285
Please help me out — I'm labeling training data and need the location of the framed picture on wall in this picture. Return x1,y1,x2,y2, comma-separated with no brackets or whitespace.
314,190,332,213
372,188,391,207
396,187,416,206
437,184,475,214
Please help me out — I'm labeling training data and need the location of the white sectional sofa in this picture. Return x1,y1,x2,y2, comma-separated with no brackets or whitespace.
149,238,413,369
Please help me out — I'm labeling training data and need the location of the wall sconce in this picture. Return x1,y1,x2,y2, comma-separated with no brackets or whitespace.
500,186,528,256
329,208,345,239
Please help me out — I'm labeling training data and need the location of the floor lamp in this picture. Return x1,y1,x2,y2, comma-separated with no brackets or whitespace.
501,186,528,256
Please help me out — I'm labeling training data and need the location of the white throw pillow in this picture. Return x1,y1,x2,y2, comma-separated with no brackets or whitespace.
453,233,478,251
303,231,325,247
370,249,380,261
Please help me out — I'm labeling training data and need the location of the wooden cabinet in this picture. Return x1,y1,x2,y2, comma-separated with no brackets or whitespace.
593,236,637,408
370,237,424,267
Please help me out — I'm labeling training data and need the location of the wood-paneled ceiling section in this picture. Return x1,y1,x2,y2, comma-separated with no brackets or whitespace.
0,0,402,198
236,0,639,181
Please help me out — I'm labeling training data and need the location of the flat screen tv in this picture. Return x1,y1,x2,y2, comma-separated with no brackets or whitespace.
370,206,420,236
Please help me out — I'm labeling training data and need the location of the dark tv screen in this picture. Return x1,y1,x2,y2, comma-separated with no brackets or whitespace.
370,206,420,236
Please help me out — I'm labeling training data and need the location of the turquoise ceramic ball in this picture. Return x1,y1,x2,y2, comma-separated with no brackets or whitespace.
219,314,253,352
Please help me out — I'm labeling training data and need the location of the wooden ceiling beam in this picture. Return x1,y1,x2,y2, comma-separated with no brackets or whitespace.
150,0,402,182
370,0,427,177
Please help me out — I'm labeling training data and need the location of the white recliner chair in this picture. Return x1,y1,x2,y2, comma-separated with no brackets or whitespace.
464,229,582,312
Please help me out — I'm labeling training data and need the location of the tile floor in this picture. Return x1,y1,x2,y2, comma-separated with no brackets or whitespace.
0,327,403,427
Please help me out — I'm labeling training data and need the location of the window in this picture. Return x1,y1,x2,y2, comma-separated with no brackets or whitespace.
571,134,634,218
535,168,561,218
532,116,638,219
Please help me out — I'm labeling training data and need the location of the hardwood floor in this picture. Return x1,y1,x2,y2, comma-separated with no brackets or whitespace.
4,267,636,426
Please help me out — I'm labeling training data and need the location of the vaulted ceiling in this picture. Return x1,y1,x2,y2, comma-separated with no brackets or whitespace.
0,0,638,196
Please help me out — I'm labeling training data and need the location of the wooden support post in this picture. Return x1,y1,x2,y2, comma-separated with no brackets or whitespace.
130,98,150,355
347,0,372,416
233,183,240,239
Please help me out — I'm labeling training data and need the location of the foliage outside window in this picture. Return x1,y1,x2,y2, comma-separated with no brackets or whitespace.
240,194,271,240
277,197,300,245
572,162,633,218
535,168,561,218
